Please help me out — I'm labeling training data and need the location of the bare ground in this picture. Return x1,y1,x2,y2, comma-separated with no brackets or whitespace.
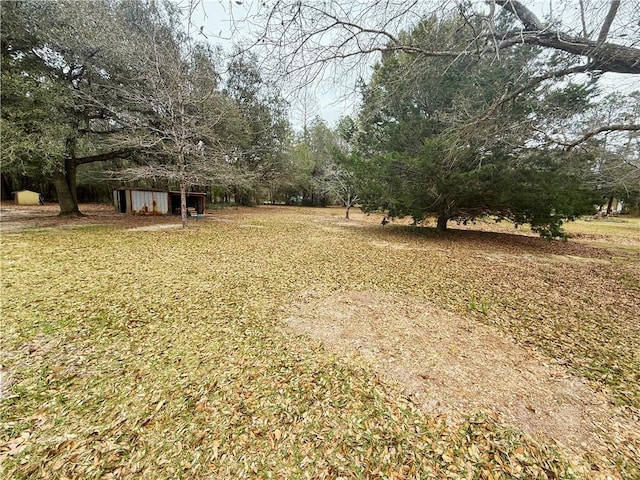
0,203,191,232
284,290,639,473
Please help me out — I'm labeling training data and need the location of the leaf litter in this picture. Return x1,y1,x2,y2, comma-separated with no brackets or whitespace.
284,290,638,474
1,204,639,479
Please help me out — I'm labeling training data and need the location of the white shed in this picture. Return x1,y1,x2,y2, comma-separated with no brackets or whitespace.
113,188,206,216
114,188,169,215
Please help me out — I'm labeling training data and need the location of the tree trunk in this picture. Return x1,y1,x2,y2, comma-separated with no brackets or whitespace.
55,132,83,216
606,196,614,215
52,171,83,216
1,172,13,201
345,204,350,219
436,213,448,231
65,157,78,206
180,181,188,228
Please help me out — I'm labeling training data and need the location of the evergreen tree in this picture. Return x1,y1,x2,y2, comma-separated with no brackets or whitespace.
224,51,291,205
353,13,599,237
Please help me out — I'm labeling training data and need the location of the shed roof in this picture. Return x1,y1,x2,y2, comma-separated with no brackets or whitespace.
115,187,167,193
115,188,206,197
169,191,207,197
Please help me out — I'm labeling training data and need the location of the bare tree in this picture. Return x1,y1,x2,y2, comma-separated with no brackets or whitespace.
248,1,640,75
323,163,359,219
240,0,639,145
574,91,640,213
104,2,250,227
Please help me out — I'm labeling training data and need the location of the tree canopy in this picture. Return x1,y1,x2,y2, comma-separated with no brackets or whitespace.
1,0,292,219
246,0,639,148
341,12,601,236
1,0,137,214
2,0,637,234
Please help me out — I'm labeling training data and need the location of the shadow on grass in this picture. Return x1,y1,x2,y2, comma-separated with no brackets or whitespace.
376,223,618,259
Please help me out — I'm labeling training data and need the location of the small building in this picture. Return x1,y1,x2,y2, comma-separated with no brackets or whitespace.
114,188,206,216
168,191,206,217
114,188,169,215
14,190,42,205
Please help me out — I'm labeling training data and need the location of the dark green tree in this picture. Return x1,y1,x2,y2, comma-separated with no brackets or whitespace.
253,1,639,137
1,0,142,215
224,51,292,205
353,13,598,237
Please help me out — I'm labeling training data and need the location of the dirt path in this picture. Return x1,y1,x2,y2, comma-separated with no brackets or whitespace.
284,290,639,473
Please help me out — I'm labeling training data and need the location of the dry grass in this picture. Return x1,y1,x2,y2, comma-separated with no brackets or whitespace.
1,204,638,479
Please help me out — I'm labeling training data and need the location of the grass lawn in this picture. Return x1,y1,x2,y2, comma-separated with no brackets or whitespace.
1,205,638,479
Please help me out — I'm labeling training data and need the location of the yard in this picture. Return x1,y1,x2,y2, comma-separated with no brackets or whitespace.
1,204,639,479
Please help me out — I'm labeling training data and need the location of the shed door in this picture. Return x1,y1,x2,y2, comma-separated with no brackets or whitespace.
116,190,127,213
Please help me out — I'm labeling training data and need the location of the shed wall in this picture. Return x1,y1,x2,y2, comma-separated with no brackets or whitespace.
15,190,41,205
130,190,169,215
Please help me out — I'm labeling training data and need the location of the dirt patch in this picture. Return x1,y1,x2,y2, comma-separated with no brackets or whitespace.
0,203,185,232
126,224,183,232
283,290,639,469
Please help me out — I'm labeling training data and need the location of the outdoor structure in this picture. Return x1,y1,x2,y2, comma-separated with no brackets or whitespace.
113,188,206,216
14,190,42,205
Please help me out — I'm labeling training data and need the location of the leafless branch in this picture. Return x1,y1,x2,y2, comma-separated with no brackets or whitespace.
461,64,591,131
597,0,621,44
565,124,640,151
75,148,137,165
494,1,544,31
578,0,589,38
249,0,640,84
